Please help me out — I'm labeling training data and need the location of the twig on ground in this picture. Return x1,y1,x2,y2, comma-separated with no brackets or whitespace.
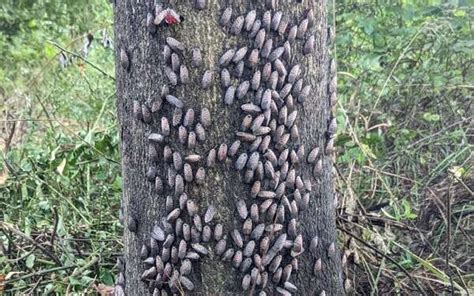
48,41,115,80
0,222,61,265
338,221,427,295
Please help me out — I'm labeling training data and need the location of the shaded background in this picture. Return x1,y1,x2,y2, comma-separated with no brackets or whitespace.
0,0,472,294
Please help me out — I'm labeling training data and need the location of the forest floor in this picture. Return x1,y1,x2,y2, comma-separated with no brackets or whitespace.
0,1,472,295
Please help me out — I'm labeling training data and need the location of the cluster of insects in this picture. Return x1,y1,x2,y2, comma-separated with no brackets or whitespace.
116,1,339,295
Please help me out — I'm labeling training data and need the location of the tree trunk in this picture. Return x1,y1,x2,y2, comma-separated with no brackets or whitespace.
114,1,342,295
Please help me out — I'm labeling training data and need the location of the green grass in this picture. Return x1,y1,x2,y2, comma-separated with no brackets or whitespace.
1,0,472,294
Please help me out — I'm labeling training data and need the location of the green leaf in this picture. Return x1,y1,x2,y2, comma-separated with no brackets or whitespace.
57,158,67,175
25,254,36,269
44,42,56,59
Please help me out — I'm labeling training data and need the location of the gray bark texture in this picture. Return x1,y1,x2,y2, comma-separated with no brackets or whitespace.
114,0,343,295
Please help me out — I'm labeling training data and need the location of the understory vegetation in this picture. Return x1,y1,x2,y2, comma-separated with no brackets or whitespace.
0,1,472,294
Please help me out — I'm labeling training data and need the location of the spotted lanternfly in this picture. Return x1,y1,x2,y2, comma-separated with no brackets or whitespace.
262,62,272,82
148,133,164,144
171,53,180,72
313,159,323,176
183,163,193,183
285,94,295,110
286,110,297,128
228,140,241,157
240,258,252,273
230,15,244,35
167,167,176,188
242,274,251,291
278,15,289,36
202,225,211,242
255,29,266,49
195,167,205,184
298,84,311,103
269,71,278,90
292,78,303,98
313,258,322,274
183,223,191,241
269,46,284,62
269,255,282,273
220,49,235,66
330,58,337,76
191,48,203,68
304,35,315,55
183,108,195,128
163,45,172,63
222,248,235,263
195,0,206,10
329,75,337,95
235,153,248,171
249,19,261,38
213,223,223,241
282,264,293,283
330,91,338,107
161,117,170,136
133,100,142,121
260,38,273,58
251,70,261,91
271,11,282,31
150,97,162,113
200,107,211,127
180,65,189,84
155,9,183,26
236,131,257,142
163,146,172,163
172,108,183,127
259,135,271,153
165,195,174,213
155,176,163,193
193,215,203,232
220,68,231,88
233,47,248,64
243,169,254,184
326,137,335,153
244,10,257,32
215,239,227,256
274,59,287,76
288,64,301,83
281,77,291,97
179,193,188,211
236,199,248,220
217,143,228,162
297,19,309,39
173,152,183,171
167,95,185,110
224,85,236,105
127,217,138,232
147,12,156,34
248,49,260,67
164,67,178,86
219,7,233,27
236,81,250,99
202,205,215,224
284,25,297,44
327,117,337,137
195,123,206,142
179,126,188,145
120,48,129,70
187,131,197,149
234,61,244,78
231,230,244,249
201,70,213,89
207,148,216,167
261,89,272,111
242,218,252,236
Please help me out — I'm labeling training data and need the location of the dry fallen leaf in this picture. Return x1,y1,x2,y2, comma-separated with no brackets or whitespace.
94,283,114,296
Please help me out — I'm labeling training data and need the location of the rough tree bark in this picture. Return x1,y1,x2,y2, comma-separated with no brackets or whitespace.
114,0,342,295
